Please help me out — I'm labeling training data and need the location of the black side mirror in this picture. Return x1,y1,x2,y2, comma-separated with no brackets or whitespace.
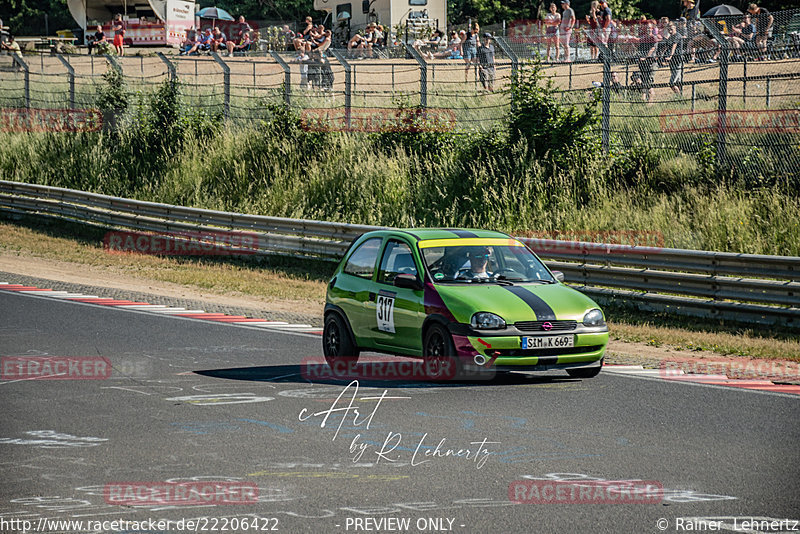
551,271,565,282
394,273,423,290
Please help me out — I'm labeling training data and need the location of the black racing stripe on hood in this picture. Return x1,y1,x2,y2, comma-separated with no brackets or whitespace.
446,229,479,238
502,286,556,321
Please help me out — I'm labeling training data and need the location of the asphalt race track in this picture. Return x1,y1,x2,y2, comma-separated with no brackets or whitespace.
1,289,798,534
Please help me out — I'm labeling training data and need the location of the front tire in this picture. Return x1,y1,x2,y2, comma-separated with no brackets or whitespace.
423,324,461,381
566,359,603,379
323,313,359,370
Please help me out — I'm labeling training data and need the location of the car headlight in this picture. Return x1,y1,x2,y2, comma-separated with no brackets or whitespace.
471,312,506,330
583,308,605,327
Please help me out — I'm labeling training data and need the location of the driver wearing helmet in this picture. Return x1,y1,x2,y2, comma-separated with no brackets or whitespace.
458,247,492,279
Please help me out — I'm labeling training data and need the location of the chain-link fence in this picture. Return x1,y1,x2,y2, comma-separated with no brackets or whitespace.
0,9,798,173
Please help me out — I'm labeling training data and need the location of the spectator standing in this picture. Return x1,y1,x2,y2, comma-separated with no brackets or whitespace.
235,15,251,39
662,23,685,94
559,0,575,62
681,0,700,21
747,3,773,60
585,1,600,60
112,14,125,56
87,25,106,55
477,32,496,91
463,22,480,82
544,3,561,61
598,0,613,46
636,55,655,103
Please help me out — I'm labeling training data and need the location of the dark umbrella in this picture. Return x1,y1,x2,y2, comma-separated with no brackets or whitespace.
703,4,744,16
196,7,235,23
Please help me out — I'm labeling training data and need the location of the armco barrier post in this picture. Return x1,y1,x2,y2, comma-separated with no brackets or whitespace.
104,54,122,75
156,52,176,82
55,54,75,109
494,37,518,112
210,52,231,120
601,54,611,154
329,49,352,130
717,53,728,166
594,38,613,155
702,18,730,167
403,43,427,109
12,54,30,109
269,51,291,107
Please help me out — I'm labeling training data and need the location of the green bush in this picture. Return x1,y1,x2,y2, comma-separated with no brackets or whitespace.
0,73,797,256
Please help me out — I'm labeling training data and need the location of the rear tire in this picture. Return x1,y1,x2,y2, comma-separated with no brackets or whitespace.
323,313,359,370
566,359,603,379
423,323,461,381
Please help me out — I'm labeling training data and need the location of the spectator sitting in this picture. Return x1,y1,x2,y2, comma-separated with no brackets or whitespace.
348,23,376,58
688,25,720,63
413,29,444,59
226,31,251,56
210,27,226,52
727,15,756,58
589,70,624,97
87,25,107,55
281,25,294,50
293,16,314,52
309,27,332,56
374,24,386,48
1,35,22,69
430,31,462,59
186,28,212,55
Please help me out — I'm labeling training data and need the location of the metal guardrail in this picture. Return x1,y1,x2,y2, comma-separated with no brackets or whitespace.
1,180,798,326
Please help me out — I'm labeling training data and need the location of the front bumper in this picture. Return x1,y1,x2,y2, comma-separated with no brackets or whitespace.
449,323,608,368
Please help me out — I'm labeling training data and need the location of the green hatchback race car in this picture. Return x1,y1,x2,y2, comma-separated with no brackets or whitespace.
323,228,608,379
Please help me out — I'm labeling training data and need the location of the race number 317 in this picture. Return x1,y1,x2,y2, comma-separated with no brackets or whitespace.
376,293,396,333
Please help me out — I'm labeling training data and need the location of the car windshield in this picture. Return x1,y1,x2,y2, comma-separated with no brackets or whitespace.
420,241,555,284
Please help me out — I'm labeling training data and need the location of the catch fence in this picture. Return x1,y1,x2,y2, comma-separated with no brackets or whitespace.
0,9,798,173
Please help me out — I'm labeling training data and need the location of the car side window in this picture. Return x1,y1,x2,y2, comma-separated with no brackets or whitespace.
377,240,418,285
343,237,382,279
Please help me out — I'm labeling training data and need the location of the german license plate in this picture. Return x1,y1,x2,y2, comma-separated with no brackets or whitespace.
522,335,574,350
